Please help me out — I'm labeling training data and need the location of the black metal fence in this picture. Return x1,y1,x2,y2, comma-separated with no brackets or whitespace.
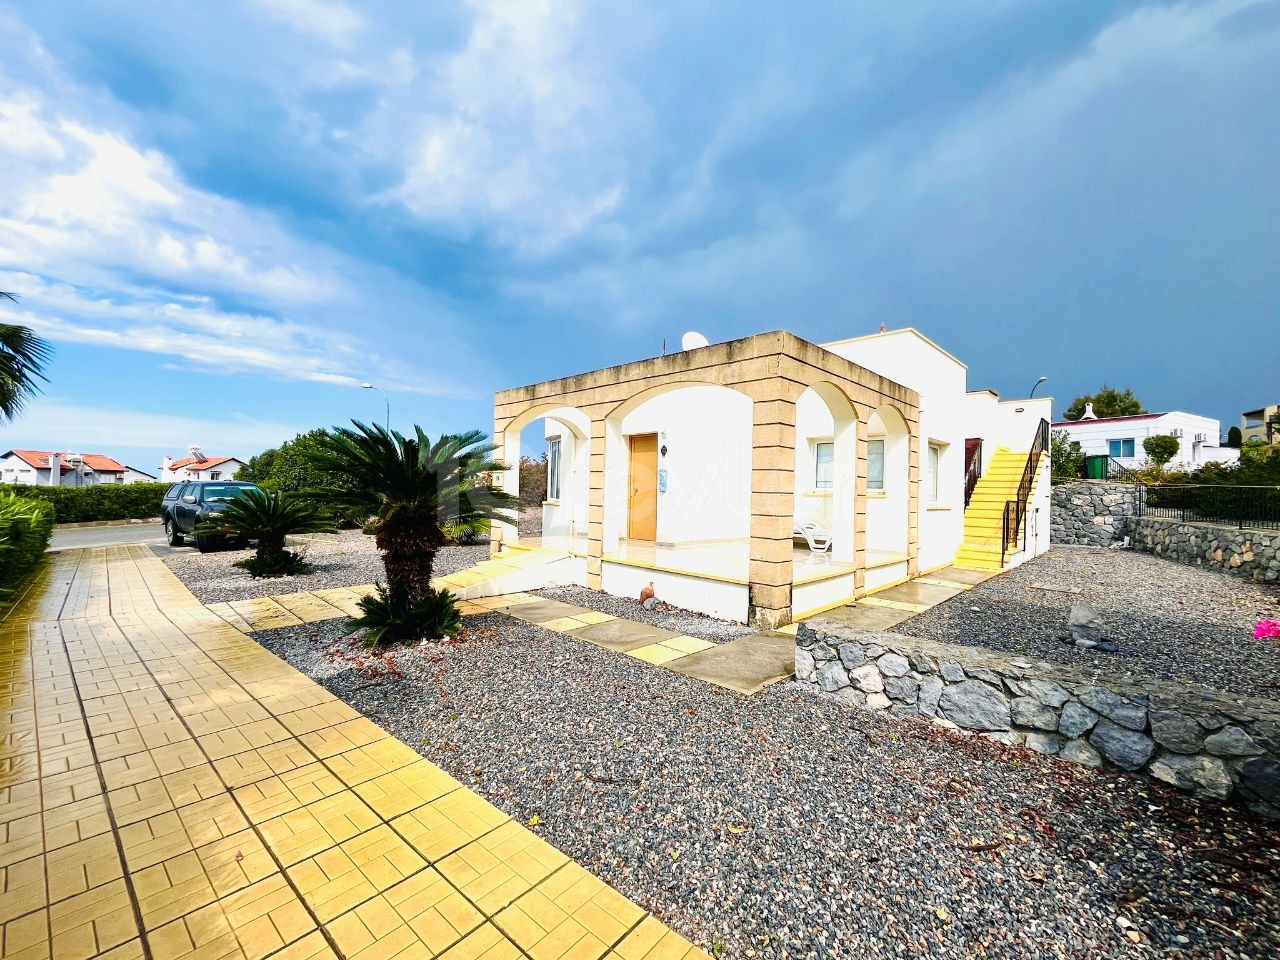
1138,484,1280,531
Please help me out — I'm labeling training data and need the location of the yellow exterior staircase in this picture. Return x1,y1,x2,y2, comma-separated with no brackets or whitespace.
955,448,1038,571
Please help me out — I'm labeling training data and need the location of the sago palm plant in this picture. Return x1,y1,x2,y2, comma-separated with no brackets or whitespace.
0,292,53,423
199,487,336,577
305,423,518,644
306,422,518,596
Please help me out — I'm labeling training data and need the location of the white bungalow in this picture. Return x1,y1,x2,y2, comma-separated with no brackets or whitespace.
493,328,1051,628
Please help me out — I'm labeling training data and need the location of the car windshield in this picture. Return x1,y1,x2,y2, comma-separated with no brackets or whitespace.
201,484,258,502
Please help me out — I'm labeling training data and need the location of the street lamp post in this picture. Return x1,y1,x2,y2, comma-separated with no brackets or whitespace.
361,383,390,430
1029,376,1048,398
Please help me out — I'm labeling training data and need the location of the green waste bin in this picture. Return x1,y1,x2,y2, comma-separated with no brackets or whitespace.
1085,454,1109,480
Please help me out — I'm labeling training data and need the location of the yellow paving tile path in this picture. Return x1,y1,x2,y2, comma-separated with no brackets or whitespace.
0,546,707,960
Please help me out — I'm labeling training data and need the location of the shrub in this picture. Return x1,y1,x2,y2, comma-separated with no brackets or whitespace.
0,482,168,523
443,517,490,545
1049,430,1085,483
199,488,336,577
346,583,462,648
0,492,54,601
1142,434,1181,469
234,551,311,578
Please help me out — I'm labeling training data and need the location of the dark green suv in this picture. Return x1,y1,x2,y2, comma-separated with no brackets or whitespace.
161,480,261,552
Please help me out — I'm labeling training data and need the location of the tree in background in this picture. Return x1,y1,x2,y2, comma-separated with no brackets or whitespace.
519,454,548,509
1062,386,1145,421
0,292,52,423
1142,434,1181,469
1226,426,1243,448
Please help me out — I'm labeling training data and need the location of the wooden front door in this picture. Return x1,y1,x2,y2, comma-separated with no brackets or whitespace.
627,433,658,541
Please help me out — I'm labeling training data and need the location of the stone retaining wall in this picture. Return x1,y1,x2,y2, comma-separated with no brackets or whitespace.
796,619,1280,817
1050,481,1141,546
1130,516,1280,582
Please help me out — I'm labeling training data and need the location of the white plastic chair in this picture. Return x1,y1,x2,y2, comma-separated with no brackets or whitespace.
795,521,833,554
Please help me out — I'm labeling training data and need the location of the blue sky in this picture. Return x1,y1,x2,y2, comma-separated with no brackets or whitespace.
1,0,1277,472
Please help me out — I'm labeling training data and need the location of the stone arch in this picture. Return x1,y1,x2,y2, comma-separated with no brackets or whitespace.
793,382,859,564
865,403,911,559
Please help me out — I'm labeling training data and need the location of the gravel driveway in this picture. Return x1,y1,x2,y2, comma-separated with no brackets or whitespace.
161,529,488,603
902,546,1280,698
251,614,1280,959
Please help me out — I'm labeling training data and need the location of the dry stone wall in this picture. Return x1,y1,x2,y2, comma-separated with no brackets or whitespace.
796,619,1280,817
1129,517,1280,582
1051,481,1280,581
1050,481,1141,546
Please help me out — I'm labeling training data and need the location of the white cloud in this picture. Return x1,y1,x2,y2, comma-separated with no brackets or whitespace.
0,272,456,395
245,0,366,47
384,0,643,250
0,95,335,305
4,396,300,454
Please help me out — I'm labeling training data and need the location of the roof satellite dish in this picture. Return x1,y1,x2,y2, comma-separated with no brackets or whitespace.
680,331,709,351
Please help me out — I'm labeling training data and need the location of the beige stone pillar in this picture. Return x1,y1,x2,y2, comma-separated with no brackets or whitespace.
491,416,518,558
748,396,797,629
586,418,607,589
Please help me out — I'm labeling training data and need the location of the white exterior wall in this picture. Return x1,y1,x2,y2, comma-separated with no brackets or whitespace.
123,468,157,484
542,419,589,544
160,460,244,483
1052,412,1238,469
823,330,967,573
793,390,836,530
0,454,42,486
612,386,752,547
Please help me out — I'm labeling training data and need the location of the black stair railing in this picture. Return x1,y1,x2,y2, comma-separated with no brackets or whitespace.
1001,418,1050,566
964,439,983,508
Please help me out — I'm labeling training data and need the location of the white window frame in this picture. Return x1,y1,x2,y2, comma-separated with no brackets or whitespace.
813,440,834,491
928,443,942,503
867,438,885,491
546,438,561,502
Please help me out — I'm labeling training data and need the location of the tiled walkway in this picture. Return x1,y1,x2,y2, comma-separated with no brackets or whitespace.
0,546,706,960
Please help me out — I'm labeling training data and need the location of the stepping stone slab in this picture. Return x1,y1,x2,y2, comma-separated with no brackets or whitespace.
565,619,684,653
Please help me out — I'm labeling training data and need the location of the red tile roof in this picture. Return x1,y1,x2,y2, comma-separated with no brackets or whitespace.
1051,413,1164,428
6,450,127,473
167,455,239,471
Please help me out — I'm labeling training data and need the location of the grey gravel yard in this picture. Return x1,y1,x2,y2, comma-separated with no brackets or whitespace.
252,613,1280,959
903,546,1280,698
535,584,756,644
159,528,488,603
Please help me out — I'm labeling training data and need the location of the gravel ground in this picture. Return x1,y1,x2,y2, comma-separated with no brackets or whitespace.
902,546,1280,698
535,584,756,644
252,614,1280,959
160,529,488,603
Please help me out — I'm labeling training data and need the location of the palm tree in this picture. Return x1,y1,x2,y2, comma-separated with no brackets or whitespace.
305,422,519,599
0,293,52,422
199,487,336,575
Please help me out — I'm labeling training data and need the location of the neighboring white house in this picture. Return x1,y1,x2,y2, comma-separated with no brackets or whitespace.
160,451,245,483
1051,407,1239,469
498,327,1053,627
0,450,136,486
122,466,158,484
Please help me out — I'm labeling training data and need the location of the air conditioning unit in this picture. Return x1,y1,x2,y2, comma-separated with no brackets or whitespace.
1194,432,1207,443
1169,428,1183,438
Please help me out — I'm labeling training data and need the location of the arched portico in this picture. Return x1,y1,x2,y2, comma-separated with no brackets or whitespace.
493,330,920,628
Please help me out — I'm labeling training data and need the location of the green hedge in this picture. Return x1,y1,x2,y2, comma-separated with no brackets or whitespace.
0,493,55,601
0,483,169,523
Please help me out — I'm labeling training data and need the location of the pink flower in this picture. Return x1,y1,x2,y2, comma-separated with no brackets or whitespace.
1255,619,1280,640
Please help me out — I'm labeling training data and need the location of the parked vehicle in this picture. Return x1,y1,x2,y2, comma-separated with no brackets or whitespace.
161,480,262,552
